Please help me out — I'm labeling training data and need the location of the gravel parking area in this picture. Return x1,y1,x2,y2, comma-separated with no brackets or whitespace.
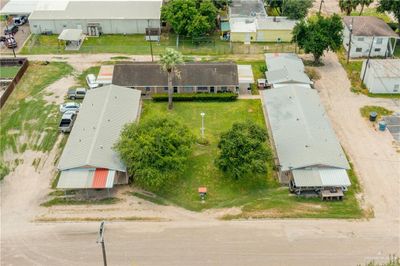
0,22,30,54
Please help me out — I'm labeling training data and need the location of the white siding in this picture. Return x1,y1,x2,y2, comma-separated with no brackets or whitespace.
343,26,392,58
361,61,400,94
30,19,160,34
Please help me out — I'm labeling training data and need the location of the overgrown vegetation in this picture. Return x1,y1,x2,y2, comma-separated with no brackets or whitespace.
360,106,393,120
0,62,73,158
0,163,10,181
266,0,313,20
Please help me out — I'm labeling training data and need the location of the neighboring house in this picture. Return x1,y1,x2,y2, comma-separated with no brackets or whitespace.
343,16,399,58
237,65,254,94
229,0,267,19
25,0,161,35
361,59,400,94
57,85,142,190
265,53,312,88
229,17,296,43
112,62,239,94
261,86,351,198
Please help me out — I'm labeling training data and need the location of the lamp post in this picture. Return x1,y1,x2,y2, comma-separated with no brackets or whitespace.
200,112,205,139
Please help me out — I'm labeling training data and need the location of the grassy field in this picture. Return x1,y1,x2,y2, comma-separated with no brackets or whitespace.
139,101,365,218
350,8,393,23
0,62,73,161
337,49,400,98
360,105,394,121
0,66,20,78
20,34,296,55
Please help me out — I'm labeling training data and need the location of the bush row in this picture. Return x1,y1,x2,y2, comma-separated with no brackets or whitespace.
152,93,238,102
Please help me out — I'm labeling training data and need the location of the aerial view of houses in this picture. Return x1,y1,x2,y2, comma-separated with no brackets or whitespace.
0,0,399,265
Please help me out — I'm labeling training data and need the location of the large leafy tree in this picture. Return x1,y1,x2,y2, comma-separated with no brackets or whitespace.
281,0,313,20
116,117,194,191
215,121,271,180
161,0,217,37
159,48,183,110
377,0,400,32
293,14,344,63
339,0,359,15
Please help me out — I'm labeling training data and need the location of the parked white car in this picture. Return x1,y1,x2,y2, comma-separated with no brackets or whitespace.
86,74,99,89
59,102,80,113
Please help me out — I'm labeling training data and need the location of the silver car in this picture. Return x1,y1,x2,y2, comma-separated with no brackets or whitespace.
59,102,80,113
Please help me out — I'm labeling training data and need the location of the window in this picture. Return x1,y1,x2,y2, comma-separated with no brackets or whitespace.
374,48,381,52
376,38,383,44
173,87,178,93
394,85,399,92
197,87,208,92
210,86,215,93
163,86,168,92
145,87,151,92
356,48,362,52
33,25,37,28
357,37,364,41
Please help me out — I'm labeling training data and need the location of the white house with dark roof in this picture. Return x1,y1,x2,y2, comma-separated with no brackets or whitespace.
57,85,141,190
261,85,351,198
343,16,399,58
361,59,400,94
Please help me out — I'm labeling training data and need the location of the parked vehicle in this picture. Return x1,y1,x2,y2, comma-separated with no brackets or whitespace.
59,102,80,113
59,111,77,133
67,87,86,99
4,25,18,35
12,16,27,26
5,37,17,49
86,74,99,89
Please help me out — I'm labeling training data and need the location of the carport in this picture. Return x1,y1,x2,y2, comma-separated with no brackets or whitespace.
58,29,84,51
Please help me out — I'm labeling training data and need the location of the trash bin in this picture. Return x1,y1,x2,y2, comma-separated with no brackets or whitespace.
378,121,386,131
369,112,377,122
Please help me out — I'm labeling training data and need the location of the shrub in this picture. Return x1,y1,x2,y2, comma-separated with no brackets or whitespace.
152,93,238,102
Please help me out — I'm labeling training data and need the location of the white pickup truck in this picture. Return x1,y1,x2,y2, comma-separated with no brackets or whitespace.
59,111,77,133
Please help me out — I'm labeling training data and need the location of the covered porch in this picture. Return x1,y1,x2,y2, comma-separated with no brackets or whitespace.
58,29,85,51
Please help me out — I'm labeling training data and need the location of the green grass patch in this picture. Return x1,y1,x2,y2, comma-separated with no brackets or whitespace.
41,197,119,207
132,192,169,206
360,105,393,120
236,60,266,95
394,45,400,58
0,62,73,157
0,66,20,78
20,34,296,56
350,8,393,23
139,101,364,218
0,163,10,181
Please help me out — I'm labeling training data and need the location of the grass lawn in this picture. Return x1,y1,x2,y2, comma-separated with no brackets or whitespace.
360,105,393,121
395,45,400,58
350,8,393,23
139,100,365,218
20,33,296,56
337,48,400,98
0,66,20,78
0,62,73,158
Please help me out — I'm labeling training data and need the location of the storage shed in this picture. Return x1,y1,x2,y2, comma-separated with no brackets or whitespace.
28,0,162,35
261,85,351,197
361,59,400,94
57,85,141,190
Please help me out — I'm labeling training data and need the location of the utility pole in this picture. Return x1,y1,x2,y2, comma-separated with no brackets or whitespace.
97,221,107,266
361,36,375,83
147,19,154,62
346,17,354,64
318,0,324,15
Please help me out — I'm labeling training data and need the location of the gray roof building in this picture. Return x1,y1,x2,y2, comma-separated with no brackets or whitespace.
229,0,267,18
265,67,311,85
262,85,349,171
58,85,141,172
265,53,304,72
112,62,239,87
343,16,398,37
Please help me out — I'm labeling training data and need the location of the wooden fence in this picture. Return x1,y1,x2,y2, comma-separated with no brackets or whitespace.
0,58,29,108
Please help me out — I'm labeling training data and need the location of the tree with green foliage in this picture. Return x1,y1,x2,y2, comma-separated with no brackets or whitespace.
358,0,373,15
215,121,271,180
266,0,283,15
159,48,184,110
339,0,359,15
161,0,217,37
116,117,194,191
281,0,313,20
377,0,400,32
293,14,344,63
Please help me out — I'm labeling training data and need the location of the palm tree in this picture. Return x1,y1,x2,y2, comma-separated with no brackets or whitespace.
339,0,359,15
159,48,184,110
358,0,373,15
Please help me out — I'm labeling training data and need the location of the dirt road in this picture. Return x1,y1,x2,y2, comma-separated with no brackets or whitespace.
1,52,400,265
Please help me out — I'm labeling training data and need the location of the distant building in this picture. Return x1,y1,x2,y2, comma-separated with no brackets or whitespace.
361,59,400,94
112,62,239,95
264,53,312,88
261,85,351,198
343,16,399,58
229,0,267,18
57,85,142,190
20,0,162,35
